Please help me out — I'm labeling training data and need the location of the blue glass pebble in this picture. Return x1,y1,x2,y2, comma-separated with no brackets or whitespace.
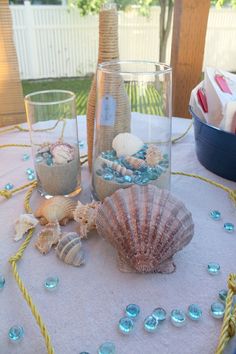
27,174,35,181
115,177,125,184
144,315,158,333
8,325,24,342
118,317,134,334
224,223,234,233
22,153,30,161
152,308,167,322
36,155,44,163
170,309,186,327
140,177,150,185
80,352,90,354
208,262,220,275
123,175,132,183
0,275,5,290
147,168,159,180
96,169,103,176
79,141,85,148
187,304,202,321
210,302,225,319
26,168,34,175
125,304,140,319
46,158,53,166
5,183,14,191
98,342,116,354
103,173,114,181
133,175,143,184
210,210,221,221
42,152,50,159
44,276,59,291
219,289,228,303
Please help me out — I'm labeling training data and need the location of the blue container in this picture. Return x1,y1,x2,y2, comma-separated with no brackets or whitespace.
190,107,236,182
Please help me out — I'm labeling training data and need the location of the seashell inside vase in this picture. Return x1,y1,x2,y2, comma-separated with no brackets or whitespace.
112,133,143,157
96,184,194,273
34,196,77,225
56,232,84,267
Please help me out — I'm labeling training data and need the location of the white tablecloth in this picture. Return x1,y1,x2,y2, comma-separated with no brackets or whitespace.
0,117,235,354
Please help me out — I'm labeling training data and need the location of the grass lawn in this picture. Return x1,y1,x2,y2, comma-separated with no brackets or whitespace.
22,77,92,115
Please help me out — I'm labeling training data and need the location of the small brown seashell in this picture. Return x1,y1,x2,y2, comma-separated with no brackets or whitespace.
34,196,77,225
124,156,147,170
146,144,162,167
73,201,100,238
50,142,74,164
56,232,84,266
35,222,61,254
96,185,194,274
102,158,133,176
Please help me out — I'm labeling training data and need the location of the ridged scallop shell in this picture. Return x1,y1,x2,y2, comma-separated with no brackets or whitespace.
34,196,77,225
73,200,100,238
35,222,61,254
102,158,133,176
50,142,74,164
112,133,143,157
56,232,84,267
14,214,39,242
146,145,162,167
96,185,194,273
124,156,147,170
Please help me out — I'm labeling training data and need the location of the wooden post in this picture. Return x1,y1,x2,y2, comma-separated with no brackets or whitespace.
0,0,26,127
171,0,210,118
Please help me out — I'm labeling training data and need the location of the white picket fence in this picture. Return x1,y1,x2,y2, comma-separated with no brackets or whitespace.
10,3,236,80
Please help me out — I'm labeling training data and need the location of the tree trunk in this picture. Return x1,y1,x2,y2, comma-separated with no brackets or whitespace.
159,0,174,63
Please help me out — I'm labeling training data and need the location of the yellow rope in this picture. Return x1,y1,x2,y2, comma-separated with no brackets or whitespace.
215,274,236,354
0,120,62,135
171,171,236,206
8,182,55,354
0,143,31,149
172,120,193,143
0,181,37,200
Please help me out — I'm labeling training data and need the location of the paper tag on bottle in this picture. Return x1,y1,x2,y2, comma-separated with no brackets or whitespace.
215,74,232,94
100,95,116,126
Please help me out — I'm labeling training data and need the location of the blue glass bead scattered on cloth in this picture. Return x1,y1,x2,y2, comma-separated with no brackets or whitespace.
0,275,5,290
207,262,220,275
118,317,134,334
143,315,158,333
103,173,114,181
22,153,30,161
125,304,140,319
210,302,225,319
224,223,234,233
187,304,202,321
4,183,14,191
26,168,34,175
27,174,35,181
210,210,221,221
8,325,24,342
170,309,186,327
98,342,116,354
44,276,59,291
219,289,228,303
152,308,167,322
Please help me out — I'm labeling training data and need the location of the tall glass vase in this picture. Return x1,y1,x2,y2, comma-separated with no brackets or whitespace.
92,60,172,201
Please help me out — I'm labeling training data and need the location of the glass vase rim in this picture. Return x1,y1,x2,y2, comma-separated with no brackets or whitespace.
97,60,172,76
24,90,76,106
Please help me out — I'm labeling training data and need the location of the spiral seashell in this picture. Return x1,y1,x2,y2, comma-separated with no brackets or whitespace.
35,222,61,254
102,158,133,176
56,232,84,267
14,214,39,242
50,142,74,164
112,133,143,157
96,185,194,274
124,156,147,170
146,144,162,167
34,196,77,226
73,200,100,238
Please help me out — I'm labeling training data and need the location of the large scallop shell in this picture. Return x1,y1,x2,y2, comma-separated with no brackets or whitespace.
56,232,84,267
34,196,77,225
96,185,194,273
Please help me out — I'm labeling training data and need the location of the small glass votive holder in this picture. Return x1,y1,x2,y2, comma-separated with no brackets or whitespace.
24,90,81,197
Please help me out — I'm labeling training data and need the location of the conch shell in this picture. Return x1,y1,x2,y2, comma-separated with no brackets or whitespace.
56,232,84,266
34,196,77,225
112,133,143,157
96,185,194,274
35,222,61,254
124,156,147,170
102,158,133,177
73,200,100,238
146,145,162,167
14,214,39,241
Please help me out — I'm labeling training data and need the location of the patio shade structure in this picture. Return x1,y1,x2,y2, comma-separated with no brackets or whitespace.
0,0,26,127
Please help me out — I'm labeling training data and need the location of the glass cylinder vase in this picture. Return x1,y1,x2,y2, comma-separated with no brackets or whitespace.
25,90,81,197
92,60,172,201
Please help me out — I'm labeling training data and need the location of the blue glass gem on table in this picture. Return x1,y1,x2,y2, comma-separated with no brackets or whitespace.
143,315,158,333
210,302,225,319
44,276,59,291
187,304,202,321
224,223,234,233
8,325,24,342
219,289,228,303
27,174,35,181
170,309,186,327
152,308,167,322
26,168,34,175
0,275,5,290
125,304,140,319
98,342,116,354
118,317,134,334
4,183,14,191
207,262,220,275
22,153,30,161
210,210,221,221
